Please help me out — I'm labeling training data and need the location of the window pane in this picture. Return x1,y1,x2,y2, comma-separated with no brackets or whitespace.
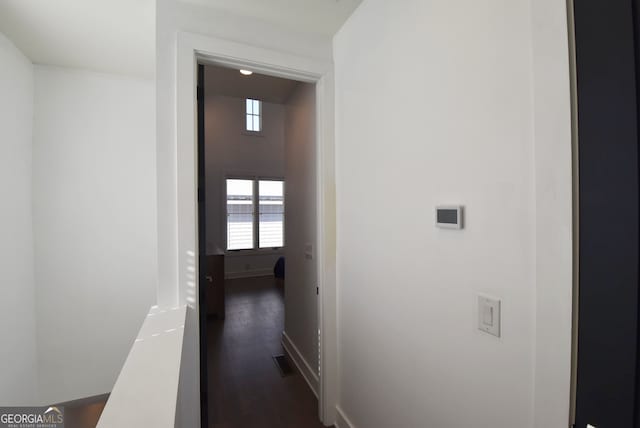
259,180,284,248
253,115,260,132
253,99,260,115
246,98,253,115
227,179,254,250
246,114,253,131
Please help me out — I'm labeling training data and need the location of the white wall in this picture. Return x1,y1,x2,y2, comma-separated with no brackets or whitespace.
334,1,572,427
204,94,284,277
284,83,318,375
33,66,157,404
531,1,573,426
0,32,38,406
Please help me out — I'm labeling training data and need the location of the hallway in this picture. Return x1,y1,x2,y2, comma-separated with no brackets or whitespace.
207,276,325,428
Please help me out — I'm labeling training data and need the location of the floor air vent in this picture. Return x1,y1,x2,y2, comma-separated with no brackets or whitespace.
272,354,294,377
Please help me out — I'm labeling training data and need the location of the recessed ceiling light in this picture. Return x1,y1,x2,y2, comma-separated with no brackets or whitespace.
240,69,253,76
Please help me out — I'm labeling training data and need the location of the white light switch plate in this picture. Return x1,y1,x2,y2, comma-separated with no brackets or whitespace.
304,243,313,260
478,295,501,337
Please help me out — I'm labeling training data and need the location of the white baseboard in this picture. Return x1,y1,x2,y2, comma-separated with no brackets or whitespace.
225,269,272,279
281,331,319,398
335,406,355,428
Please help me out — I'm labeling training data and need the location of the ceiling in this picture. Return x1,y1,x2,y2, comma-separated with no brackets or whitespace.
0,0,362,78
204,65,301,104
0,0,155,78
179,0,362,36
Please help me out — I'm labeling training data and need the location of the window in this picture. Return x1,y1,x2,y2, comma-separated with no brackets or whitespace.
226,178,284,250
245,98,261,132
258,180,284,248
226,179,254,250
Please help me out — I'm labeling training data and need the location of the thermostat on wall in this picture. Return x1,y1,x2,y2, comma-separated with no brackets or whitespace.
435,205,463,229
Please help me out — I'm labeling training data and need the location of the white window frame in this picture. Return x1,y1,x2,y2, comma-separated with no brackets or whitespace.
245,98,262,133
224,176,284,253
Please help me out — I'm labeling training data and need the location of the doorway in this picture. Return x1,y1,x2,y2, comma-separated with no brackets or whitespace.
197,63,324,427
175,32,337,428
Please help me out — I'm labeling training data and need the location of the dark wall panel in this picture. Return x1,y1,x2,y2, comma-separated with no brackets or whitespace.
574,0,640,427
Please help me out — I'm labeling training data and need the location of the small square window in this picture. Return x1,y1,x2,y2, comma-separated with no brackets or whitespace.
246,98,261,132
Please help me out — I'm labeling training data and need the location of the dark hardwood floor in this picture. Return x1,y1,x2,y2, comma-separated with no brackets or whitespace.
207,276,325,428
56,393,108,428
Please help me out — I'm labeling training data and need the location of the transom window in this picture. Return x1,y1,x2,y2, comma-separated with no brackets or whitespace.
226,178,284,250
245,98,261,132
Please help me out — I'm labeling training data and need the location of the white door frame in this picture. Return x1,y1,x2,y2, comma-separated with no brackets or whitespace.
175,31,338,426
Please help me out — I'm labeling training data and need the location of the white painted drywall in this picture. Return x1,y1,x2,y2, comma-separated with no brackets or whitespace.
0,32,38,406
334,0,572,427
531,1,573,427
204,94,284,277
284,83,318,376
178,0,362,37
32,66,157,404
0,0,155,78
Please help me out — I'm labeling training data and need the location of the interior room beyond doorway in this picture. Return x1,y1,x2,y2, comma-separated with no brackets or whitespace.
201,64,321,427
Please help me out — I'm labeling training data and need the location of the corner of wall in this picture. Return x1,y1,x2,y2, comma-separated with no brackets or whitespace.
0,30,38,406
530,0,574,426
335,406,355,428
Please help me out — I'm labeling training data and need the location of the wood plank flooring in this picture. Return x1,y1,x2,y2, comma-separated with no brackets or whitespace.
55,394,108,428
207,276,326,428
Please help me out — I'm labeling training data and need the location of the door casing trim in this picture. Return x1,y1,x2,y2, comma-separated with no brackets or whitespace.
175,31,338,426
